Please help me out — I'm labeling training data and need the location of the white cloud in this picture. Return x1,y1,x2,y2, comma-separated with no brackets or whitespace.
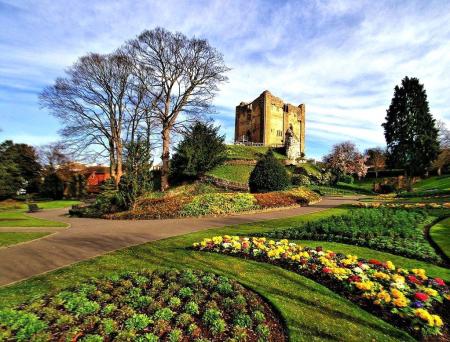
1,0,449,157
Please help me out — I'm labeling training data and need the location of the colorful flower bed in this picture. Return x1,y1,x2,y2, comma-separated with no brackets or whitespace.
193,236,449,338
354,202,450,209
105,187,320,220
0,269,285,341
261,208,442,263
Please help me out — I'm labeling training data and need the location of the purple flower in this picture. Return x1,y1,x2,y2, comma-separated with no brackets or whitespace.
411,301,424,308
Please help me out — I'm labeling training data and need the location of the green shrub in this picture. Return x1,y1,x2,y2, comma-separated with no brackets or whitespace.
339,174,354,184
125,314,152,331
292,174,311,186
249,150,290,193
180,193,256,216
171,122,227,181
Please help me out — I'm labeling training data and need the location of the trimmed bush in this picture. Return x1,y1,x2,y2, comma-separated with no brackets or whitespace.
249,150,290,193
292,174,311,186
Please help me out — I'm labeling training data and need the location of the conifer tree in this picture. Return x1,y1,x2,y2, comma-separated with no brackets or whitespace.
382,76,439,177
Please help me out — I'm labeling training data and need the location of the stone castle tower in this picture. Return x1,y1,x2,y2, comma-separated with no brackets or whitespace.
235,90,305,159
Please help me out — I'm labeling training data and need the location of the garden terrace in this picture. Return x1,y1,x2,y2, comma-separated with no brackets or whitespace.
0,269,286,341
260,207,445,263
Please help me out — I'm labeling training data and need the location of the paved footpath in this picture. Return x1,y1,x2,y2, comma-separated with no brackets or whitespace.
0,197,357,286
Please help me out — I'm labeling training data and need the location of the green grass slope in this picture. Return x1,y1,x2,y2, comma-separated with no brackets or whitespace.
430,217,450,259
206,164,254,184
0,232,50,247
226,145,285,160
413,175,450,191
1,207,448,341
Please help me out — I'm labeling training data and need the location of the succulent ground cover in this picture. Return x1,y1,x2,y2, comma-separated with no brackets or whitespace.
103,187,320,220
193,236,450,338
261,208,443,263
0,269,285,341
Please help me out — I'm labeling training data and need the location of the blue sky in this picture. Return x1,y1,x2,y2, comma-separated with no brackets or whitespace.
1,0,450,160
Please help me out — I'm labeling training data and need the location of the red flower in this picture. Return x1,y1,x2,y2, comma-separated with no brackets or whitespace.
348,275,361,283
434,278,446,286
369,259,382,266
414,292,429,302
316,246,323,252
407,275,422,285
242,241,250,249
323,267,331,273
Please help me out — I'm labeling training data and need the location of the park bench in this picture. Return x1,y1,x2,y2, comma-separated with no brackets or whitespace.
27,203,41,213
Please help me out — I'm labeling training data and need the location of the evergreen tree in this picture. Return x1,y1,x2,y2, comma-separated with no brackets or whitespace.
0,140,24,199
171,122,226,180
249,149,290,193
382,77,439,176
41,173,64,200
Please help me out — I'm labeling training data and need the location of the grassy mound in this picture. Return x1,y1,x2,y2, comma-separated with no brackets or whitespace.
206,164,254,184
262,208,442,263
225,145,285,160
0,269,285,341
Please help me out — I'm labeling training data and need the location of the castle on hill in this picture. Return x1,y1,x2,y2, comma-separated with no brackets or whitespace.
234,90,305,160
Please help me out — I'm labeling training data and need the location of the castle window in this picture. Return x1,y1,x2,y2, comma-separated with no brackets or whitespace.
283,104,289,112
247,113,251,121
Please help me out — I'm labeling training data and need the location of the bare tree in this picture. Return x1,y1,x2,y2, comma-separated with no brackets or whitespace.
128,28,229,190
40,52,151,185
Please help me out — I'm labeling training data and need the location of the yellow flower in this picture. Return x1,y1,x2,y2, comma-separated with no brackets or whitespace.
412,268,427,280
393,297,408,307
375,290,391,304
391,288,403,299
356,281,374,291
432,315,443,327
212,236,223,244
414,309,435,326
374,272,390,281
385,261,395,270
424,288,438,297
391,274,405,284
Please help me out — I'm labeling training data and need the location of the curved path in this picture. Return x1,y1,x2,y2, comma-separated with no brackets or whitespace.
0,197,357,286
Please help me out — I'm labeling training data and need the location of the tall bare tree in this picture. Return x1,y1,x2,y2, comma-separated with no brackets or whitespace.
128,28,229,190
40,52,151,185
365,147,386,178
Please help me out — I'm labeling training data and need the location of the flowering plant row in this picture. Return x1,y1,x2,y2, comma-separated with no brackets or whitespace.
193,236,449,337
354,202,450,209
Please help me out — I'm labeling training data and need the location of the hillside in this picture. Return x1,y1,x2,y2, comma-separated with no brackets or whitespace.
225,144,286,160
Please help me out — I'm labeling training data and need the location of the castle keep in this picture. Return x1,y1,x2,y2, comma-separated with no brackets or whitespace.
235,90,305,159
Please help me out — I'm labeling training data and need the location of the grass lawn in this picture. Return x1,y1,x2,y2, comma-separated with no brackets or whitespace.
0,232,50,247
430,217,450,259
0,211,67,227
413,175,450,191
206,164,254,184
0,200,78,227
225,144,285,160
1,207,448,341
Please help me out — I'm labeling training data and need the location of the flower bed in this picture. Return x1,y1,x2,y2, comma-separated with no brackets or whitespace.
261,208,442,263
193,236,449,338
106,187,320,220
354,202,450,209
0,269,285,341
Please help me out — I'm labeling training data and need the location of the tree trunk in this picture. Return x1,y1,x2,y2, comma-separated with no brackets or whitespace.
115,140,123,186
375,170,378,179
109,140,117,182
161,126,171,191
437,167,442,176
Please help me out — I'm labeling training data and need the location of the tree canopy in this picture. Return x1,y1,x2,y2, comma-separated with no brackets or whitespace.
171,122,226,180
382,76,439,176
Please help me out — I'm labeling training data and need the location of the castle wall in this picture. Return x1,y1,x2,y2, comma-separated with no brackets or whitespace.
235,91,305,155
